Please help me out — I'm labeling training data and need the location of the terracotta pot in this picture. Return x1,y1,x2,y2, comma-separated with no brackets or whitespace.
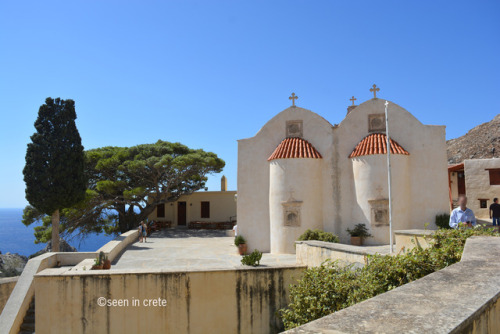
350,236,362,246
92,264,104,270
103,260,111,270
238,243,247,255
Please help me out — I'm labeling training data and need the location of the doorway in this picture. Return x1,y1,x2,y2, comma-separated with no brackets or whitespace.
177,201,187,226
457,171,466,195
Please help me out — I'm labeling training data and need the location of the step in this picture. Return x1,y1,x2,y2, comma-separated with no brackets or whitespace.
23,315,35,323
20,323,35,331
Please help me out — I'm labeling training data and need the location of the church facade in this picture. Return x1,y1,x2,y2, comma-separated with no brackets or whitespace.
237,95,449,253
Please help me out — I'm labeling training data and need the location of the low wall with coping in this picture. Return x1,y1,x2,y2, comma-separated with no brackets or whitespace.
34,265,305,334
96,230,139,262
284,236,500,334
394,229,435,253
295,241,384,267
0,277,18,314
0,229,139,334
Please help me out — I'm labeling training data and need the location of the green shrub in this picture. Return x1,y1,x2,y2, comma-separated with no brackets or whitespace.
280,227,500,330
435,213,451,229
234,235,246,246
346,223,372,238
297,229,339,243
241,249,262,267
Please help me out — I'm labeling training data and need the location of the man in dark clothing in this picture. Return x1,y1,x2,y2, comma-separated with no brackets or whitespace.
490,198,500,226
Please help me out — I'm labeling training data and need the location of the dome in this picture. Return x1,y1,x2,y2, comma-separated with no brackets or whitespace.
268,137,322,161
349,133,409,158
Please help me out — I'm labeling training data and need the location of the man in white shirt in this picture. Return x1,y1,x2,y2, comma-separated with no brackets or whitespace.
449,195,476,228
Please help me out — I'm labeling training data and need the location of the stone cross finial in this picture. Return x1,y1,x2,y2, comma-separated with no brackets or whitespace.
350,96,357,106
370,84,380,99
289,93,298,106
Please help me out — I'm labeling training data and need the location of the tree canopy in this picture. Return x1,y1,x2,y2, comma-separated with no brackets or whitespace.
23,140,225,240
23,97,86,251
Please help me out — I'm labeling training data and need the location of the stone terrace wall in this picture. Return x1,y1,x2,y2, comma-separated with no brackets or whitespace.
35,265,305,334
0,277,18,314
284,236,500,334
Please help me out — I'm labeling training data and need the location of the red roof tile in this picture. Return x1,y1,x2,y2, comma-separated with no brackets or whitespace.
268,137,322,161
448,163,464,172
349,133,409,158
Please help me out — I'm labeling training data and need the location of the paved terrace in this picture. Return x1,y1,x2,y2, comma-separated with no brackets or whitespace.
112,229,297,270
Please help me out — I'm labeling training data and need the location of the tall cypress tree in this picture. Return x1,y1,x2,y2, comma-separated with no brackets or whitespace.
23,97,86,252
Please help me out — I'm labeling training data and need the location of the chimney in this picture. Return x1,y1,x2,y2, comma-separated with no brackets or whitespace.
347,105,357,115
221,175,227,191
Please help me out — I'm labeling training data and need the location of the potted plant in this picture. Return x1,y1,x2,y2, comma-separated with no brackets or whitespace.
92,251,106,270
346,224,372,246
234,235,247,255
92,257,103,270
102,254,111,270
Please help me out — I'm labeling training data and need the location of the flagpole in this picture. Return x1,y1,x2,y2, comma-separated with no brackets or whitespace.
385,101,393,254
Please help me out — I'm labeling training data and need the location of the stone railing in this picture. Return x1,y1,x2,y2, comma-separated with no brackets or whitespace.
34,264,305,334
295,240,387,267
394,229,435,253
188,221,235,230
284,236,500,333
0,229,139,334
0,277,18,314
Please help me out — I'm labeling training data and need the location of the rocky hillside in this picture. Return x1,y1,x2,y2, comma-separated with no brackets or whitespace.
447,114,500,164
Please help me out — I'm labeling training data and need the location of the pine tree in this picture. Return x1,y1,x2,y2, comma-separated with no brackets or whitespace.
23,97,86,252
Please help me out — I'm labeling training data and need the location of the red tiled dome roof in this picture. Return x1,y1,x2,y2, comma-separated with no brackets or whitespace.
268,137,322,161
349,133,409,158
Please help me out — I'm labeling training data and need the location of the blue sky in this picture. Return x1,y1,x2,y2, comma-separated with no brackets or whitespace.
0,1,499,208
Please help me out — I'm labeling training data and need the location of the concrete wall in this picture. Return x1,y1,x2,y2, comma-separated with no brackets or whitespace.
0,229,139,334
0,277,18,314
149,191,237,227
394,229,434,254
295,241,373,267
34,266,305,334
284,236,500,334
464,158,500,218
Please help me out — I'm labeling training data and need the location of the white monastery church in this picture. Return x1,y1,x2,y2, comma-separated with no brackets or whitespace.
237,87,450,253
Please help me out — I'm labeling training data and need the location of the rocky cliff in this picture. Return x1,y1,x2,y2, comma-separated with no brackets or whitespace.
447,114,500,164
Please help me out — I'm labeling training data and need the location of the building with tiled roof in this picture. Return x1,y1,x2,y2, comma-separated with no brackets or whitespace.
237,94,449,253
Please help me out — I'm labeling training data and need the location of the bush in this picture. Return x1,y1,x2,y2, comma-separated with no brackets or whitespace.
280,227,500,330
234,235,246,246
435,213,451,229
297,229,339,243
346,223,372,238
241,249,262,266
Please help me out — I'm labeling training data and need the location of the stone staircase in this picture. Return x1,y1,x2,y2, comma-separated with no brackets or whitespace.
18,297,35,334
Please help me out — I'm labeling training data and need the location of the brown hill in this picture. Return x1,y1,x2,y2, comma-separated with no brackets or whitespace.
447,114,500,164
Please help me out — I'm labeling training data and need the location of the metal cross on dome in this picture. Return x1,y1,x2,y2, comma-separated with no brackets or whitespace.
370,84,380,99
350,96,357,106
289,93,298,106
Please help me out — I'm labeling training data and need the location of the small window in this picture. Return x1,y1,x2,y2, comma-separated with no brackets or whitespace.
157,203,165,218
479,199,488,209
201,201,210,218
487,169,500,185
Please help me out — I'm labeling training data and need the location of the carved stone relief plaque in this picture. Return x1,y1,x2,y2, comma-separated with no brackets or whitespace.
368,199,389,226
282,195,303,227
368,114,386,133
286,120,303,138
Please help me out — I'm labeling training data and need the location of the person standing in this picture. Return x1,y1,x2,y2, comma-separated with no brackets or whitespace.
449,195,476,228
141,221,148,243
138,223,144,243
490,198,500,226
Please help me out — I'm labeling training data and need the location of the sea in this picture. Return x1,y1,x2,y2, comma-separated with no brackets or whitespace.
0,208,116,257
